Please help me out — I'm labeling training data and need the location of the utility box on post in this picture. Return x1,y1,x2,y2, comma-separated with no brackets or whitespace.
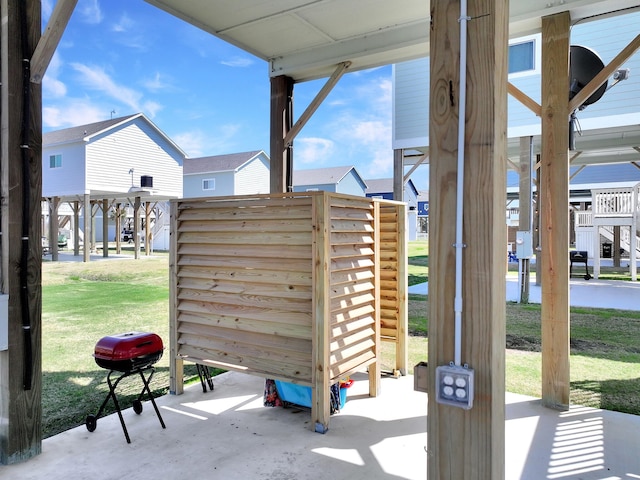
516,231,533,259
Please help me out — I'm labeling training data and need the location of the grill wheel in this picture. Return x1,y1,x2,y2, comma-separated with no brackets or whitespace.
85,414,97,432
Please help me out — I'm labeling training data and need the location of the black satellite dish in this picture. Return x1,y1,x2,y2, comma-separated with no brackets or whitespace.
568,45,608,150
569,45,607,108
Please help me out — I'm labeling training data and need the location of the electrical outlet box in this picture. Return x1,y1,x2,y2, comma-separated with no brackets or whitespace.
435,364,474,409
516,231,533,259
0,294,8,351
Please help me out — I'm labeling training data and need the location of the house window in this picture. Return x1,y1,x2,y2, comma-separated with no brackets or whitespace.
202,179,215,191
49,154,62,169
508,35,540,78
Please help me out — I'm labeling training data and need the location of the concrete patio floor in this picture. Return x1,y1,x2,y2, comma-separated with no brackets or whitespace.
5,257,638,478
2,369,640,480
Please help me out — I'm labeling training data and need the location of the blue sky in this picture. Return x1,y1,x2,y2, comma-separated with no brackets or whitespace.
42,0,397,181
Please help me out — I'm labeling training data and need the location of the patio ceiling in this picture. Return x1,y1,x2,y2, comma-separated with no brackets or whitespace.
506,123,640,167
144,0,640,82
144,0,640,168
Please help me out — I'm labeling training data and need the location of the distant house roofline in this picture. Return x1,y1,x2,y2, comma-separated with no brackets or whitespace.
183,150,267,175
293,165,367,188
43,113,187,157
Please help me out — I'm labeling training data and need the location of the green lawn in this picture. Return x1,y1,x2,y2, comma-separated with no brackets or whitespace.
40,245,639,438
402,240,640,415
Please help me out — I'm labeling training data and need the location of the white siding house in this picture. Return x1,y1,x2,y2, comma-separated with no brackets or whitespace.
44,113,184,199
182,150,270,198
42,113,186,252
393,11,640,272
393,12,640,156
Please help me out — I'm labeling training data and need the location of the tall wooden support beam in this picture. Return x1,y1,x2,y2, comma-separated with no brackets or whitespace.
270,75,293,193
48,197,60,261
133,196,141,259
0,0,43,464
145,202,152,256
393,149,404,201
102,199,108,257
427,1,507,478
83,194,90,262
72,200,80,256
540,12,571,410
115,202,122,254
519,138,533,302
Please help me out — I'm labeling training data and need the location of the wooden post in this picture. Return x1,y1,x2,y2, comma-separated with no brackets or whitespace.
72,200,80,256
428,0,507,478
393,149,404,202
133,196,141,259
270,75,293,193
102,199,108,257
169,201,183,394
613,226,620,268
0,0,43,464
48,197,59,261
312,193,330,433
519,137,533,302
83,194,90,262
115,202,122,254
534,157,542,286
540,12,571,410
145,201,151,256
396,202,408,376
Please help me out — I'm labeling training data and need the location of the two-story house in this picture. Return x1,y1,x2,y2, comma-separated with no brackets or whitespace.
182,150,270,198
43,113,185,255
393,11,640,277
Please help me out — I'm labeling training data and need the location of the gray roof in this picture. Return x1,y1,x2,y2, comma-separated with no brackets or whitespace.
43,114,140,146
293,165,361,186
184,150,264,174
364,178,392,193
364,177,419,196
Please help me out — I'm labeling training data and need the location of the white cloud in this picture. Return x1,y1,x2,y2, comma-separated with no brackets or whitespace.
143,72,175,93
296,137,335,165
332,75,393,177
142,100,163,119
79,0,103,25
42,0,54,22
173,124,242,158
43,100,106,129
220,57,254,68
42,51,67,98
70,63,161,117
112,12,134,32
172,131,207,158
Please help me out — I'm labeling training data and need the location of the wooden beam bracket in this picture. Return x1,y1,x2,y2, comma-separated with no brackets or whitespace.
30,0,78,83
283,61,351,146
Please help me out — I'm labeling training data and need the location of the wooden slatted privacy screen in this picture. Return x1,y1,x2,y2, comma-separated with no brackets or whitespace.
376,200,408,375
169,192,406,431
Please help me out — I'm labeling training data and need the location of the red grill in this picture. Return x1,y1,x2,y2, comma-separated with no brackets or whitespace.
94,331,164,371
86,332,166,443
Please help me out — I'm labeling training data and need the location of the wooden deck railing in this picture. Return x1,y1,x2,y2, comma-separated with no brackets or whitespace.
592,183,640,218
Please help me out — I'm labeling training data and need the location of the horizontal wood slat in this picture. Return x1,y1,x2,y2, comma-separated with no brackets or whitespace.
170,192,406,425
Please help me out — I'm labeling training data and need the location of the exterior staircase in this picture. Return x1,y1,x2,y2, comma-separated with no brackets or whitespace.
575,183,639,281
